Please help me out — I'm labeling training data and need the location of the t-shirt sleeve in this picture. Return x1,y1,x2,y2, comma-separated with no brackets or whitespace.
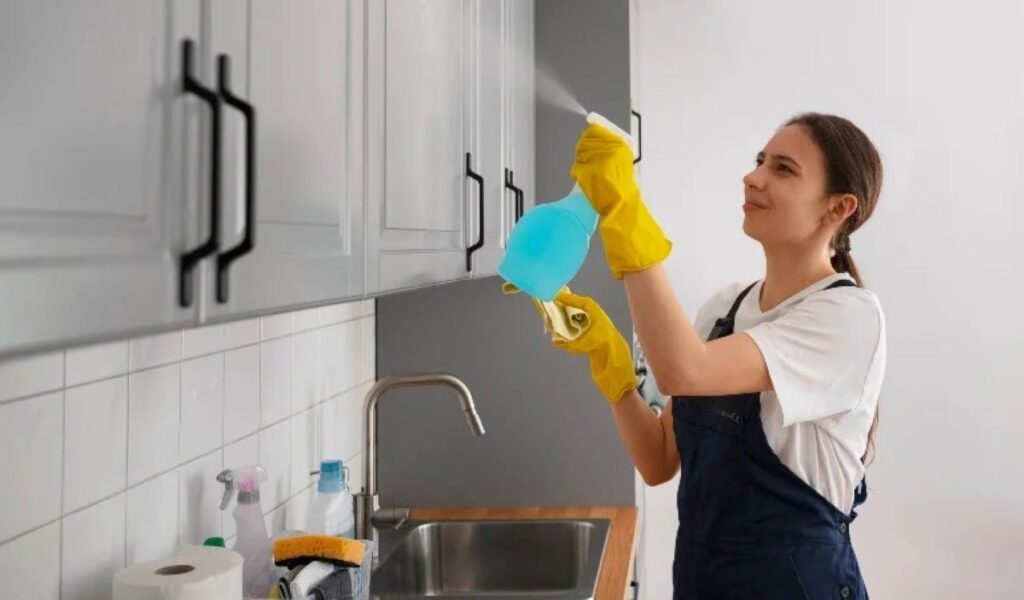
744,289,882,426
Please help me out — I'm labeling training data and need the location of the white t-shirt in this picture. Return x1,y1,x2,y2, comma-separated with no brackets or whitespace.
691,272,887,514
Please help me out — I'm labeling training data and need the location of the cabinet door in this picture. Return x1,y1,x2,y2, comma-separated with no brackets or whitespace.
0,1,202,357
469,0,507,277
505,0,536,246
203,0,364,322
365,0,474,294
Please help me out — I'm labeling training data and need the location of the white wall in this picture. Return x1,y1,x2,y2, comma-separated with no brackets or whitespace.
635,1,1023,598
0,300,375,600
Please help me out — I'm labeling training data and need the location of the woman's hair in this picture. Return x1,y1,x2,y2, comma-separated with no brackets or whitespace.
784,112,883,464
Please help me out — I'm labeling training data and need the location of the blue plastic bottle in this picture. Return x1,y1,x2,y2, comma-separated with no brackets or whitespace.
498,183,598,301
498,112,636,301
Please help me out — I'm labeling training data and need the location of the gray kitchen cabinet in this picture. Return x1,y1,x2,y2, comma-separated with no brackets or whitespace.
0,1,205,358
472,0,536,278
201,0,365,322
365,0,476,294
365,0,535,293
500,0,536,269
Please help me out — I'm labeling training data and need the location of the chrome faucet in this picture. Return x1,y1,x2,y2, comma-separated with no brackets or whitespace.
354,373,485,557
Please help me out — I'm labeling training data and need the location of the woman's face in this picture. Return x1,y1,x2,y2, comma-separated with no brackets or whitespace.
741,124,852,249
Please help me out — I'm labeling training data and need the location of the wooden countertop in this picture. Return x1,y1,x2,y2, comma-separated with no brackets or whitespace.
410,506,639,600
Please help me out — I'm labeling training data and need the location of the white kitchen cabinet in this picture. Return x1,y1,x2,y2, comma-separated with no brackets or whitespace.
201,0,365,323
0,1,205,358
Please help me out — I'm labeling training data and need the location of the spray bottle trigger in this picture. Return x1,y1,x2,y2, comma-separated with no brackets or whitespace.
215,469,236,511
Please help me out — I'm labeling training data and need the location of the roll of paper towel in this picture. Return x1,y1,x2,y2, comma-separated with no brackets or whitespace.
113,546,244,600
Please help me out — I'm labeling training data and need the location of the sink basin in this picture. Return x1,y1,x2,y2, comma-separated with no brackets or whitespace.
370,518,611,599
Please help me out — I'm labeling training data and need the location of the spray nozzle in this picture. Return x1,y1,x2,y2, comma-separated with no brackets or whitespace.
585,112,638,160
216,465,268,510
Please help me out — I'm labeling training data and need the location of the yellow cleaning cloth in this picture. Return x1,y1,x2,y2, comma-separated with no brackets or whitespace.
501,282,591,342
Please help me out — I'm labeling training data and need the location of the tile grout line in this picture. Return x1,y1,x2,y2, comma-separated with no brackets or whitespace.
59,350,66,594
125,368,134,569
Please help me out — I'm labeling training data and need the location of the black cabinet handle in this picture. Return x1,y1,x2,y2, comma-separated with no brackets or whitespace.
465,153,484,272
631,109,642,164
631,579,640,599
179,39,222,308
504,168,525,223
214,54,256,304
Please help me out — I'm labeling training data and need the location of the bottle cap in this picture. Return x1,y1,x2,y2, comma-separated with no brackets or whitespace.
317,459,345,493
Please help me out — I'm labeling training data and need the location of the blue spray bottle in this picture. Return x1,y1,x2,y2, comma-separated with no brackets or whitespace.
498,112,637,300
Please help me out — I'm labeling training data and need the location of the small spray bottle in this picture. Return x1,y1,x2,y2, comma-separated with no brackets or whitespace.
216,465,276,598
498,112,637,300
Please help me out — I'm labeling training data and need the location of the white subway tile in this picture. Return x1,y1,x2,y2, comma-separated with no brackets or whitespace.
259,420,291,511
261,313,292,341
317,299,371,326
65,340,128,387
260,338,291,426
61,494,125,600
128,365,180,485
178,450,223,546
180,355,224,462
224,346,260,443
222,435,259,539
347,452,364,493
342,382,371,462
291,307,320,333
129,331,181,371
126,470,178,565
0,351,63,404
292,329,318,411
223,318,260,349
264,504,287,538
0,392,62,542
223,434,259,472
361,316,376,383
290,409,317,496
319,320,364,400
320,382,369,466
0,521,60,600
64,379,127,513
182,324,226,359
284,486,312,532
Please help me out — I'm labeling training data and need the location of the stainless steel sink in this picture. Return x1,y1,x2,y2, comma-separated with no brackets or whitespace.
369,518,611,599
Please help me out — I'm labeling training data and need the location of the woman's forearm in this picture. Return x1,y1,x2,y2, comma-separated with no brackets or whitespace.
623,265,706,394
610,389,679,485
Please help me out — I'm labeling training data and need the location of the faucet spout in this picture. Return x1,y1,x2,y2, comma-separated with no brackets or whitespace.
355,373,484,548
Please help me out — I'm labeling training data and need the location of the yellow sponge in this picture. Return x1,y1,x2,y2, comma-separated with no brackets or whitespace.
273,535,366,569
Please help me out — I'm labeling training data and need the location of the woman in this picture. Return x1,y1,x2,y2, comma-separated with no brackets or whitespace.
552,113,886,599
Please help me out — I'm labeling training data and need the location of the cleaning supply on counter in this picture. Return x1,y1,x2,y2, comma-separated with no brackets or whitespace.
307,459,355,537
498,112,637,300
112,545,243,600
215,465,277,598
273,534,367,569
308,568,354,600
283,561,337,598
502,282,591,342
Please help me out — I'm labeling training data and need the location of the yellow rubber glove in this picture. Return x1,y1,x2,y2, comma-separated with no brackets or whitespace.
569,123,673,279
552,291,638,403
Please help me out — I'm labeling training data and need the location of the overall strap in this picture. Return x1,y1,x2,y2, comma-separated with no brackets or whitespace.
707,281,759,341
726,281,760,320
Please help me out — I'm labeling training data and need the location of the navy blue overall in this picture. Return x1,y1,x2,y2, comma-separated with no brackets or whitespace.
672,279,869,599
